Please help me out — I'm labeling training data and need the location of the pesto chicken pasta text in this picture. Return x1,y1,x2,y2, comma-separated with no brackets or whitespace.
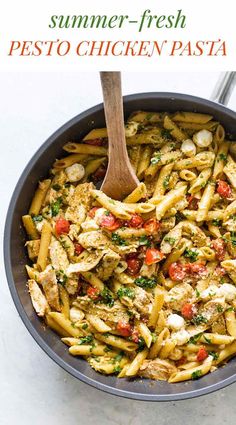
23,110,236,383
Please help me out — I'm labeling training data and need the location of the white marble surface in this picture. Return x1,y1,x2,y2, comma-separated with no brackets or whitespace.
1,71,236,425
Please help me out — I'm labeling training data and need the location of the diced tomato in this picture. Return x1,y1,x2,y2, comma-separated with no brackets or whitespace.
188,263,207,276
74,243,84,255
187,195,199,210
181,303,196,320
87,286,100,300
217,180,232,199
126,257,142,275
197,347,208,362
88,207,100,218
128,213,144,228
145,248,164,265
212,238,226,261
176,356,187,367
143,218,160,234
84,138,104,146
99,211,121,231
117,320,132,337
169,262,186,281
55,217,70,236
92,165,107,182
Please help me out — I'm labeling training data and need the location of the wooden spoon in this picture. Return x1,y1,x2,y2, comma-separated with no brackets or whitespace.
100,72,139,200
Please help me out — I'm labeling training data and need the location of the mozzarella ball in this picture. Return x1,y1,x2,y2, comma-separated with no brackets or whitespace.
181,139,196,157
172,329,190,346
193,130,213,147
65,163,85,182
70,307,85,323
218,283,236,301
94,207,107,224
167,313,185,330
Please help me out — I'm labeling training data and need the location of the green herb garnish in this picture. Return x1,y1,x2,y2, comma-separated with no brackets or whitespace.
52,184,61,191
212,219,222,227
164,236,176,246
161,129,172,140
56,270,67,286
78,335,94,345
82,323,88,330
137,337,145,352
188,333,203,344
192,314,208,325
113,365,121,374
163,176,170,189
184,248,198,263
230,232,236,246
134,276,157,289
191,370,202,380
139,235,151,247
100,288,115,307
117,287,135,300
51,198,62,216
151,153,162,165
111,232,127,246
217,305,224,313
32,215,43,223
218,153,227,163
208,351,219,360
203,335,212,344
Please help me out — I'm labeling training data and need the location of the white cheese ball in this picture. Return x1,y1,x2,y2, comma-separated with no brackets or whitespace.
167,313,185,330
69,307,85,323
193,129,213,147
94,207,107,224
65,163,85,182
218,283,236,301
181,139,196,157
172,329,190,346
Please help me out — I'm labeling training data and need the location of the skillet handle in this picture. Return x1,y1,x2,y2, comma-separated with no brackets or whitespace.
210,72,236,105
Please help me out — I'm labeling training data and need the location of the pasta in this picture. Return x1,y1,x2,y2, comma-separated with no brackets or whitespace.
23,110,236,384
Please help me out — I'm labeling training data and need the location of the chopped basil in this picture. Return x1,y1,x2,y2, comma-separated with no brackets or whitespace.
134,276,157,289
56,270,67,286
78,335,94,345
51,198,62,216
114,353,124,362
52,184,61,191
100,288,115,307
208,351,219,360
164,236,176,246
192,314,208,325
32,215,43,223
191,370,202,380
111,232,127,246
184,248,198,263
146,113,155,120
117,287,135,300
104,210,110,216
212,219,222,227
82,323,88,330
163,176,170,189
203,335,212,344
137,337,145,352
195,289,200,298
151,153,162,165
139,235,151,247
218,153,227,163
161,129,172,140
188,333,203,344
230,232,236,246
113,365,121,374
217,305,224,313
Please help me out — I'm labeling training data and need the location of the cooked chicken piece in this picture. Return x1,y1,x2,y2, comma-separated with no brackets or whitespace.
28,279,49,317
133,287,153,316
25,239,40,260
73,296,130,324
67,250,104,275
139,359,177,381
211,314,226,335
65,182,95,224
66,278,79,295
69,307,85,323
78,230,138,255
49,236,69,271
198,297,226,325
96,249,120,280
161,225,182,254
165,282,194,311
160,217,176,233
139,262,158,278
38,266,61,311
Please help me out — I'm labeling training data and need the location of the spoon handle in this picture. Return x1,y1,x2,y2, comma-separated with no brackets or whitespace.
100,72,130,167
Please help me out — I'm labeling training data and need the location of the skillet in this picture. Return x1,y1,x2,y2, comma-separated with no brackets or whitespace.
4,72,236,401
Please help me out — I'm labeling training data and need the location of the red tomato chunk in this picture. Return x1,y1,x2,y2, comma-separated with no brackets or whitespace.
87,286,99,300
217,180,232,199
197,347,208,362
145,248,164,265
181,303,196,320
117,320,132,337
126,257,142,275
55,218,70,236
74,243,84,255
143,218,160,233
169,262,186,281
212,239,226,261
